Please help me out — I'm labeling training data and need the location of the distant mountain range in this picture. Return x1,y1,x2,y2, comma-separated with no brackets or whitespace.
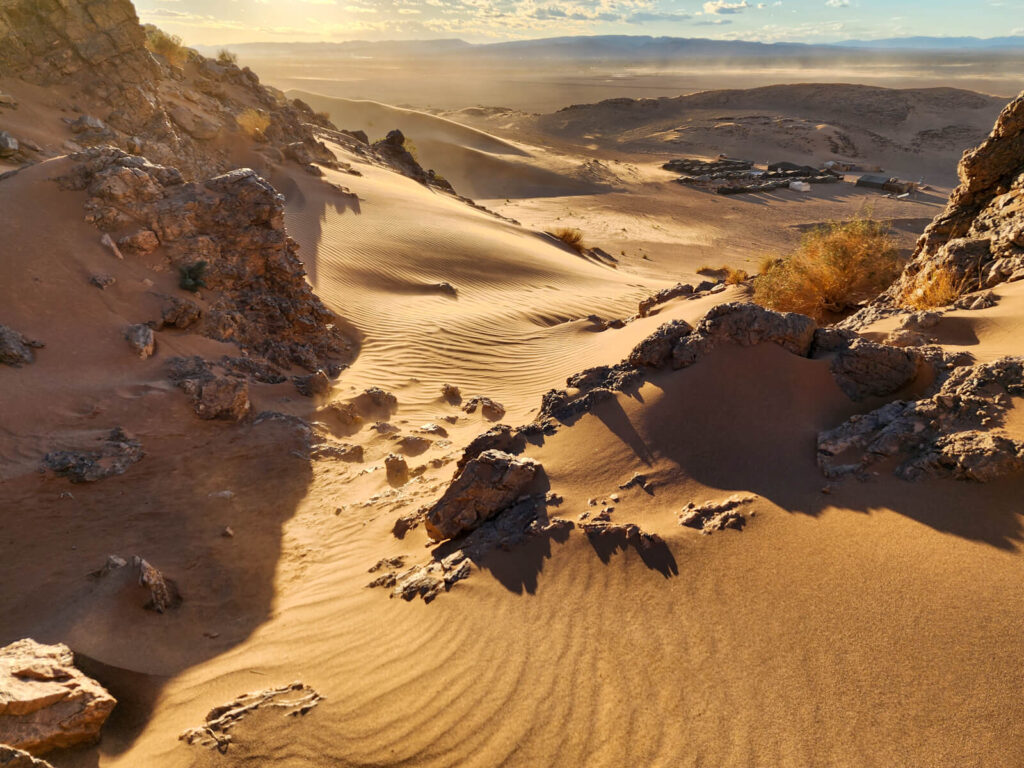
197,34,1024,59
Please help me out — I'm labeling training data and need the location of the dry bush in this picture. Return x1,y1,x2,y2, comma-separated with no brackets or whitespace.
725,267,749,285
143,25,187,68
236,108,270,139
551,227,585,253
216,48,238,66
903,267,966,309
753,217,903,322
697,264,729,276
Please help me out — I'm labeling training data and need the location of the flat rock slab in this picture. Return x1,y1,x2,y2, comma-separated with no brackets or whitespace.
0,639,116,756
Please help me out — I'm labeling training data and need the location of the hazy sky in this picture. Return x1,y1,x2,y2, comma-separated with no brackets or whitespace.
134,0,1024,45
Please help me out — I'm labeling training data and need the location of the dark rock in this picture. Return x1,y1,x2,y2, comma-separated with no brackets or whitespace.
462,396,505,420
42,428,143,483
0,325,42,366
123,323,155,358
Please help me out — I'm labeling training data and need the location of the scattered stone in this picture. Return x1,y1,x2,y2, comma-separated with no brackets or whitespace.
418,422,448,437
462,396,506,420
89,274,116,290
0,639,116,755
441,383,462,403
179,682,323,753
222,526,235,538
123,323,155,358
385,453,409,485
0,324,43,367
679,495,755,533
42,428,143,483
424,449,538,540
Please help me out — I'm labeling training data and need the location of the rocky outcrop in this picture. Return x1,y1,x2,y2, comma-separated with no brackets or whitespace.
818,357,1024,481
0,325,43,367
91,554,182,611
461,396,505,420
167,357,250,421
179,682,322,752
424,450,539,541
0,0,342,180
58,149,351,372
846,90,1024,325
370,129,455,191
0,639,116,755
679,495,754,533
42,427,143,482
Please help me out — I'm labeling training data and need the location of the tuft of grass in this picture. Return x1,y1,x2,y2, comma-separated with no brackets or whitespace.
143,25,187,68
753,216,903,322
725,267,749,285
697,264,729,276
179,261,207,293
551,227,585,254
216,48,238,66
903,266,966,309
236,108,270,139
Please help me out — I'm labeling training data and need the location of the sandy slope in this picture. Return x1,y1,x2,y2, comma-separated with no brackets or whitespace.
4,81,1024,768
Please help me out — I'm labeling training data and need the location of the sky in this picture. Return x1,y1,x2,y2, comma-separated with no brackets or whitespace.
134,0,1024,46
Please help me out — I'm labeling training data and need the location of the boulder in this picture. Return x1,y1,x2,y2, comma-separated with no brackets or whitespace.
0,325,42,367
462,396,505,420
829,337,920,400
123,323,155,358
160,297,201,329
0,639,116,755
0,131,19,157
424,449,539,540
192,376,250,421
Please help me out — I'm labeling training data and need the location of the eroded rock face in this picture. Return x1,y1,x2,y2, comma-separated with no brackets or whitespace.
0,639,116,756
845,90,1024,325
42,427,143,482
167,358,250,421
818,357,1024,481
0,746,54,767
59,149,351,371
828,336,921,401
425,450,539,541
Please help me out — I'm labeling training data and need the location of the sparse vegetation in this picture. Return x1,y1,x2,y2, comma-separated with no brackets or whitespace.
236,108,270,139
551,227,585,254
143,25,187,68
179,261,208,293
725,267,749,285
753,216,903,322
903,266,967,309
216,48,238,66
697,264,729,276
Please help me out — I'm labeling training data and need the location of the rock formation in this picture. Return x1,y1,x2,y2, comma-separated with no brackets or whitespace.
0,746,54,768
0,324,42,367
179,682,322,753
58,148,351,372
42,427,143,482
0,639,116,755
424,450,539,541
0,0,340,179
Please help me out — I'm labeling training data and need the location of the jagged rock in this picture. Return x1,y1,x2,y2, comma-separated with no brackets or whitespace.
679,495,754,533
133,556,181,612
638,282,694,317
425,450,539,540
627,319,694,368
0,639,116,755
89,274,115,290
456,424,525,472
117,228,159,254
396,435,432,454
317,401,362,429
955,290,998,310
829,337,920,400
179,682,322,752
308,442,362,462
293,370,331,397
0,746,55,767
220,356,285,384
56,149,351,371
462,396,506,420
418,422,448,437
160,297,201,329
845,90,1024,321
818,356,1024,481
69,115,107,134
357,386,398,413
581,521,664,548
342,129,369,144
42,428,143,482
168,357,250,420
0,131,18,157
384,453,409,485
124,323,155,358
0,325,42,367
441,383,461,403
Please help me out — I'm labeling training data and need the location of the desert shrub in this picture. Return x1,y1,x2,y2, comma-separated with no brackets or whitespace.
903,266,966,309
753,216,902,322
697,264,729,276
179,261,207,293
216,48,238,66
236,108,270,138
143,25,186,68
551,227,585,253
725,267,749,285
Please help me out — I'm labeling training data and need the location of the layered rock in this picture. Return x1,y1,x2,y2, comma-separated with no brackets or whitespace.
819,357,1024,481
0,639,116,755
58,148,351,371
845,90,1024,325
0,746,54,768
424,450,539,541
0,0,340,179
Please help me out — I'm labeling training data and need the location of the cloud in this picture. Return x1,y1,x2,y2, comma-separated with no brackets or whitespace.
825,0,849,6
702,0,750,14
693,18,732,25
